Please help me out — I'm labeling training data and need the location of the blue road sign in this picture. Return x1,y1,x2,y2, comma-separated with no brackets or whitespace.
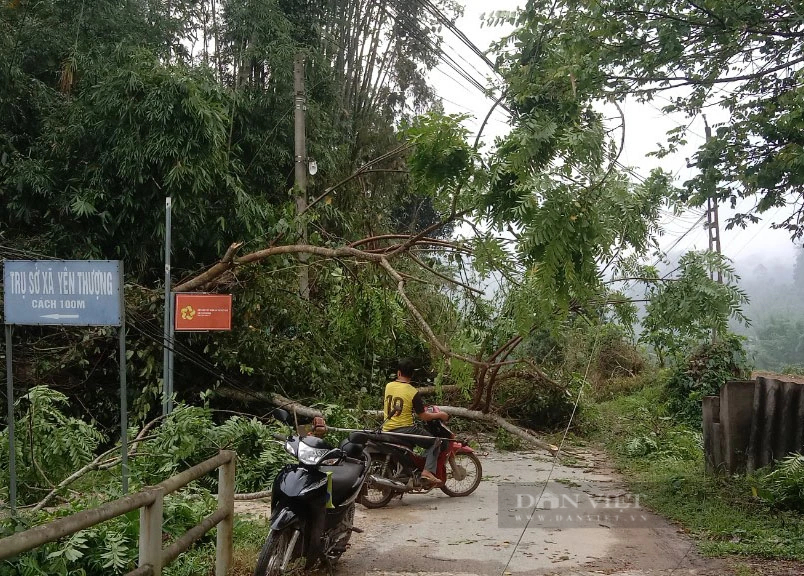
3,260,123,326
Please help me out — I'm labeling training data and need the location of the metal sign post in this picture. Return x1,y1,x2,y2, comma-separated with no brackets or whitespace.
163,197,173,416
3,260,127,509
118,263,128,494
4,324,15,514
167,291,175,414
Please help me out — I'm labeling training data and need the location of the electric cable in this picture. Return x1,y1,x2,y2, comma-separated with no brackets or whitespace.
411,0,495,84
412,0,501,75
500,323,600,575
384,0,487,94
0,244,60,261
125,310,254,393
126,306,321,412
650,212,707,268
382,1,510,113
728,205,787,260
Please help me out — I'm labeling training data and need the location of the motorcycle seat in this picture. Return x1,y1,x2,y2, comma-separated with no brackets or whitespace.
347,431,369,444
320,461,365,505
362,431,417,447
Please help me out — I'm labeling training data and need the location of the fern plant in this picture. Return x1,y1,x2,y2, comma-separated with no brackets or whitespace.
0,386,105,504
212,415,290,493
763,453,804,512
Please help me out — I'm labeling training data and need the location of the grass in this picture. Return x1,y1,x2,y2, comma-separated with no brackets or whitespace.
157,516,270,575
589,381,804,562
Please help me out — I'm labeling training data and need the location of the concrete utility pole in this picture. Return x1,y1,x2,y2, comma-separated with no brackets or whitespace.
704,116,723,343
294,53,309,300
704,116,723,285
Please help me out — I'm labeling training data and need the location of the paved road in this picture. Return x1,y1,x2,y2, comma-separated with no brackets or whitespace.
336,445,729,576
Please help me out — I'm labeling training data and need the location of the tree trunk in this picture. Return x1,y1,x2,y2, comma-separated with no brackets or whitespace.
215,388,557,455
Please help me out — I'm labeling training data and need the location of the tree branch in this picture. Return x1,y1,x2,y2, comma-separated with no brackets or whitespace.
610,54,804,87
409,254,484,295
303,142,414,214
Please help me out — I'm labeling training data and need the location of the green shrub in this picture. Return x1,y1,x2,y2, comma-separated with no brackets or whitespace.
495,377,578,431
665,334,751,425
591,370,656,402
494,427,523,451
212,416,291,493
593,325,646,382
779,365,804,378
0,396,292,575
0,488,214,576
624,428,702,461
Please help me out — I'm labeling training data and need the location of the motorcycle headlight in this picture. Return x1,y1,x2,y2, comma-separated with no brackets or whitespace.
284,440,296,457
298,441,332,465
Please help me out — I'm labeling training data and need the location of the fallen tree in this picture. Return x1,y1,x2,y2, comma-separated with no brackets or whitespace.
215,387,558,455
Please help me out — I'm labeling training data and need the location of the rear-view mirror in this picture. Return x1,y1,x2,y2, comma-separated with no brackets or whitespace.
273,408,291,425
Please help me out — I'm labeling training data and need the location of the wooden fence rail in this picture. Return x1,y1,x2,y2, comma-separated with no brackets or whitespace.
0,450,236,576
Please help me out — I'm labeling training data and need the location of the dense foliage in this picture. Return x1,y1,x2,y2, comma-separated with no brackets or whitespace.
488,1,804,237
0,393,291,506
665,334,752,424
640,251,749,364
0,394,293,574
0,0,463,426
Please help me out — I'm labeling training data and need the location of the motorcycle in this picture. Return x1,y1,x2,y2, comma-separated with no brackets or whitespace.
253,409,371,576
358,406,482,509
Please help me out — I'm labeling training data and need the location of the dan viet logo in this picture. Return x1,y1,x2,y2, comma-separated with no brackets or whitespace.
498,482,651,528
180,305,196,321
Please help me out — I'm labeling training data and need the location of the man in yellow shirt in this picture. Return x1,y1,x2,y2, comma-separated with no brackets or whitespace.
383,358,450,485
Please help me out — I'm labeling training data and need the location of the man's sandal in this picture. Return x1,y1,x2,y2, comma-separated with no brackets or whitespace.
421,474,444,486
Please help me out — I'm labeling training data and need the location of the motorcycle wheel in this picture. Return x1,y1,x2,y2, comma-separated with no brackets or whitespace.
253,526,306,576
358,457,397,509
440,452,482,497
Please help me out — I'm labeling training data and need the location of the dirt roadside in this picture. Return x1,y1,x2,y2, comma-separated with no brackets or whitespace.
335,445,728,576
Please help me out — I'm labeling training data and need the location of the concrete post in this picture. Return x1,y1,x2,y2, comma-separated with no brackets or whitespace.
702,396,723,474
215,451,236,576
294,52,309,300
721,381,755,474
139,488,164,576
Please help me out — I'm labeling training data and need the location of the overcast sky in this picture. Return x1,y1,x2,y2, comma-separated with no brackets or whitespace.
427,0,799,275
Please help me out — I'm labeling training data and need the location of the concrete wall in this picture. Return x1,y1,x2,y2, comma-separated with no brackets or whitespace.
703,377,804,474
746,378,804,472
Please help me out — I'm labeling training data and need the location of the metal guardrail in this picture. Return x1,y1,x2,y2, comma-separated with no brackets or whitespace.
0,450,236,576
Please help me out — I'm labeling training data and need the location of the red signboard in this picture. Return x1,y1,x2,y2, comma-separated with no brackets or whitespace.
174,294,232,331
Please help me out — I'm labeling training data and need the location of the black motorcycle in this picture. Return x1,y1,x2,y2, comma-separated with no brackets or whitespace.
253,409,371,576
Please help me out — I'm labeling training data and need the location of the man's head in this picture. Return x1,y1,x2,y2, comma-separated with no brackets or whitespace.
397,357,416,380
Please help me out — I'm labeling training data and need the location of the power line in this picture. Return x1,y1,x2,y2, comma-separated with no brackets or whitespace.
0,245,60,261
650,212,707,269
383,0,511,114
728,205,787,260
500,325,600,575
125,310,284,409
412,0,501,76
412,0,496,85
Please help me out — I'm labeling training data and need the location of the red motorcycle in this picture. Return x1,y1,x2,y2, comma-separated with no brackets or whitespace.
358,407,482,508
